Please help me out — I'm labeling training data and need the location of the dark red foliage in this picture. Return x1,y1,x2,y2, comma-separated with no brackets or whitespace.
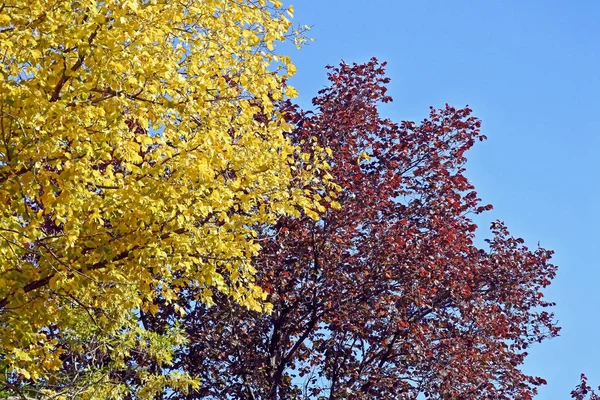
146,59,559,399
572,375,600,400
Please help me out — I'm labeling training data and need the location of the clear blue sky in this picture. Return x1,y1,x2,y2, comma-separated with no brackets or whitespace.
287,1,600,398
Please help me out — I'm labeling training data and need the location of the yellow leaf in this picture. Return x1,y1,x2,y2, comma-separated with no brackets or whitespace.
13,348,32,361
0,0,334,392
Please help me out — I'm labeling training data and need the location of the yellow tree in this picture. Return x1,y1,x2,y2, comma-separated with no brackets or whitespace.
0,0,332,397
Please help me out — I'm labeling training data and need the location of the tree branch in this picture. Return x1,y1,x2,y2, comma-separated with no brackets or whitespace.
49,25,100,102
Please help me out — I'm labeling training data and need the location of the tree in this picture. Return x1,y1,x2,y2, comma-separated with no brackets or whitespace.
0,0,332,397
140,59,560,399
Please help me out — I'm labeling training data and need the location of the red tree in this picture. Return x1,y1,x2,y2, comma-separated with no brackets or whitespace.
139,59,559,399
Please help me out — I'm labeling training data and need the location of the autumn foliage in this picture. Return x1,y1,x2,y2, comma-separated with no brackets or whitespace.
129,59,560,399
0,0,331,396
0,0,566,396
572,375,600,400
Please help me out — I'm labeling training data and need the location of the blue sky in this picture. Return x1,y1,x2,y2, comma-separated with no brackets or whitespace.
286,1,600,398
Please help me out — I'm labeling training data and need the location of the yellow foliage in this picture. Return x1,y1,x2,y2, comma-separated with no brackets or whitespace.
0,0,329,395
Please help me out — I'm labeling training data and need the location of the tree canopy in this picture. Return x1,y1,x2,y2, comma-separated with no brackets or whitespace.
127,59,560,399
0,0,333,397
0,1,568,398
